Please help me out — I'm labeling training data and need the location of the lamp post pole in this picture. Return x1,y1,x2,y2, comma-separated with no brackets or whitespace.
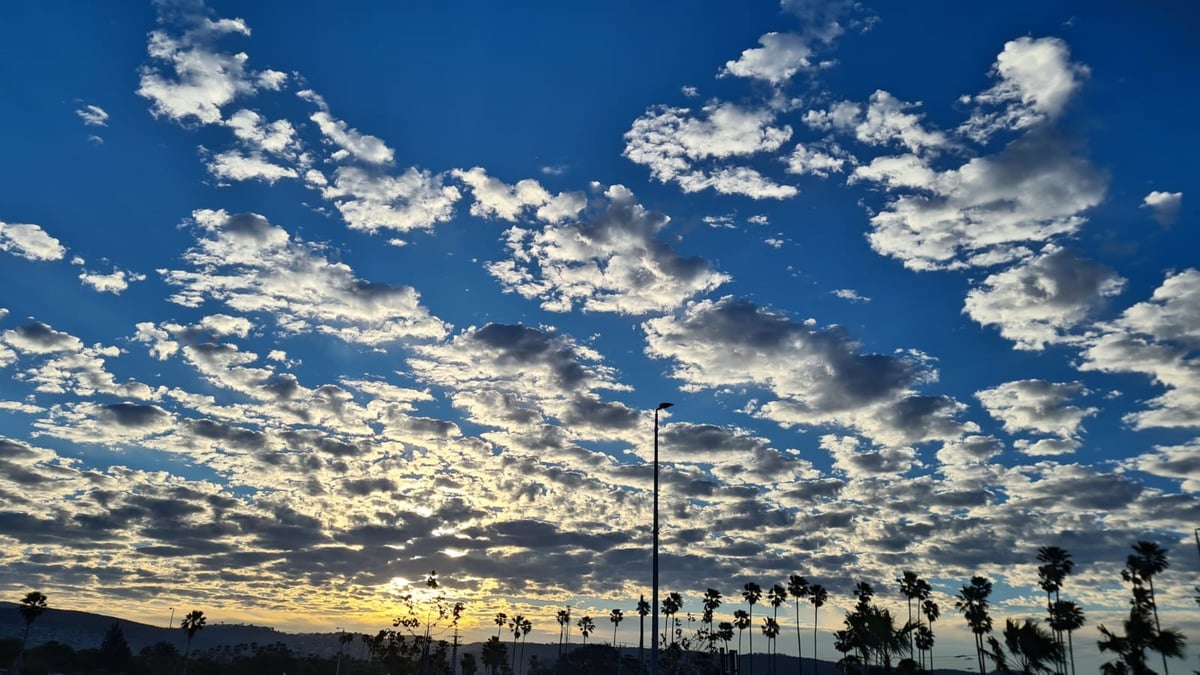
651,402,673,675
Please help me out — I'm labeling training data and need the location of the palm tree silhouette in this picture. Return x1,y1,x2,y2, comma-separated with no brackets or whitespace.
556,607,570,657
577,615,595,644
786,575,808,675
1036,545,1074,673
1123,540,1170,675
921,597,940,671
662,592,683,647
1049,600,1085,675
16,591,48,671
897,571,928,662
807,584,827,674
767,584,787,675
734,609,751,670
762,616,781,675
989,618,1062,674
494,612,508,640
180,609,206,675
508,614,524,673
955,576,993,675
637,596,650,666
743,582,763,675
610,608,624,647
702,588,723,653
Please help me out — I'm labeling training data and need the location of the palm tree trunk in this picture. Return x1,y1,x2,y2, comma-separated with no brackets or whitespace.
795,600,803,675
1146,577,1168,675
1067,628,1075,675
812,607,819,675
639,614,645,667
749,607,754,675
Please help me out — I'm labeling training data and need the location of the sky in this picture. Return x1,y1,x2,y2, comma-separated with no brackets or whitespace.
1,0,1198,669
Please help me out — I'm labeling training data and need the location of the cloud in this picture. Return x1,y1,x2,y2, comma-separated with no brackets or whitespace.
1078,269,1200,429
487,184,729,315
962,247,1125,350
832,289,869,303
451,167,585,223
313,167,462,234
309,111,394,165
225,109,298,155
1128,439,1200,492
976,379,1096,441
623,102,797,199
136,13,271,125
75,104,109,127
785,141,853,177
720,32,818,84
960,36,1089,142
160,209,449,344
642,297,964,444
79,267,147,294
862,130,1108,270
207,150,298,183
1142,191,1182,226
0,221,66,261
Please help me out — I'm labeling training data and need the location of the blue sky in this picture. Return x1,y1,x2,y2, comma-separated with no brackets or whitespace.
1,0,1198,669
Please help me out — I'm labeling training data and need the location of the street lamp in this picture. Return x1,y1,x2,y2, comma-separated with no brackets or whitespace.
651,401,673,675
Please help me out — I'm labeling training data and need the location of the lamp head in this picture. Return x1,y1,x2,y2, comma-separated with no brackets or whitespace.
657,402,674,410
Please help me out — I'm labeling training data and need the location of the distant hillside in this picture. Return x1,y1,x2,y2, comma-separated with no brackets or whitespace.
0,603,975,673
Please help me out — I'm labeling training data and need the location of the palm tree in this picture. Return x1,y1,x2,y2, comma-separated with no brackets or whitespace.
495,612,508,640
808,584,827,674
556,607,570,656
914,625,935,672
16,591,48,670
897,571,929,663
734,609,751,670
577,615,595,644
990,619,1063,674
922,598,940,672
1124,540,1170,675
662,592,683,647
1050,601,1085,675
637,596,650,666
787,574,809,675
743,582,763,675
702,588,723,653
955,576,993,675
482,636,507,675
180,609,206,675
762,617,781,675
1098,601,1186,675
1036,546,1074,673
508,614,525,673
718,621,735,660
610,608,624,647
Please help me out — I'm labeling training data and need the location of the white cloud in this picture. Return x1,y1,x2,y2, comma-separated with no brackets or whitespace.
1078,269,1200,429
225,109,298,155
832,289,869,303
0,221,66,261
1129,439,1200,492
75,104,109,127
962,247,1125,350
623,102,797,199
976,379,1096,439
960,37,1089,142
785,141,853,177
79,268,146,294
1142,191,1182,226
854,91,948,153
207,150,298,183
317,166,461,233
862,131,1108,270
721,32,817,84
136,15,265,125
451,167,585,224
310,111,394,164
160,209,450,344
486,184,729,315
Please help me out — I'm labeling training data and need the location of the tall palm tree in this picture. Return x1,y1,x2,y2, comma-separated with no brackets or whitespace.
1098,600,1185,675
508,614,525,673
786,574,809,675
556,607,570,656
519,617,532,675
762,617,781,675
16,591,48,670
955,576,993,675
577,615,595,644
808,584,827,675
495,612,508,640
180,609,206,675
637,596,650,666
1036,546,1074,673
743,582,763,675
662,592,683,647
702,588,723,653
1050,601,1085,675
1124,540,1170,675
610,608,624,647
897,571,921,662
922,598,940,672
734,609,751,671
718,621,735,660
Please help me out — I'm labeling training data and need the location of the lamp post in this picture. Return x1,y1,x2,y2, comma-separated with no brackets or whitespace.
651,401,673,675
